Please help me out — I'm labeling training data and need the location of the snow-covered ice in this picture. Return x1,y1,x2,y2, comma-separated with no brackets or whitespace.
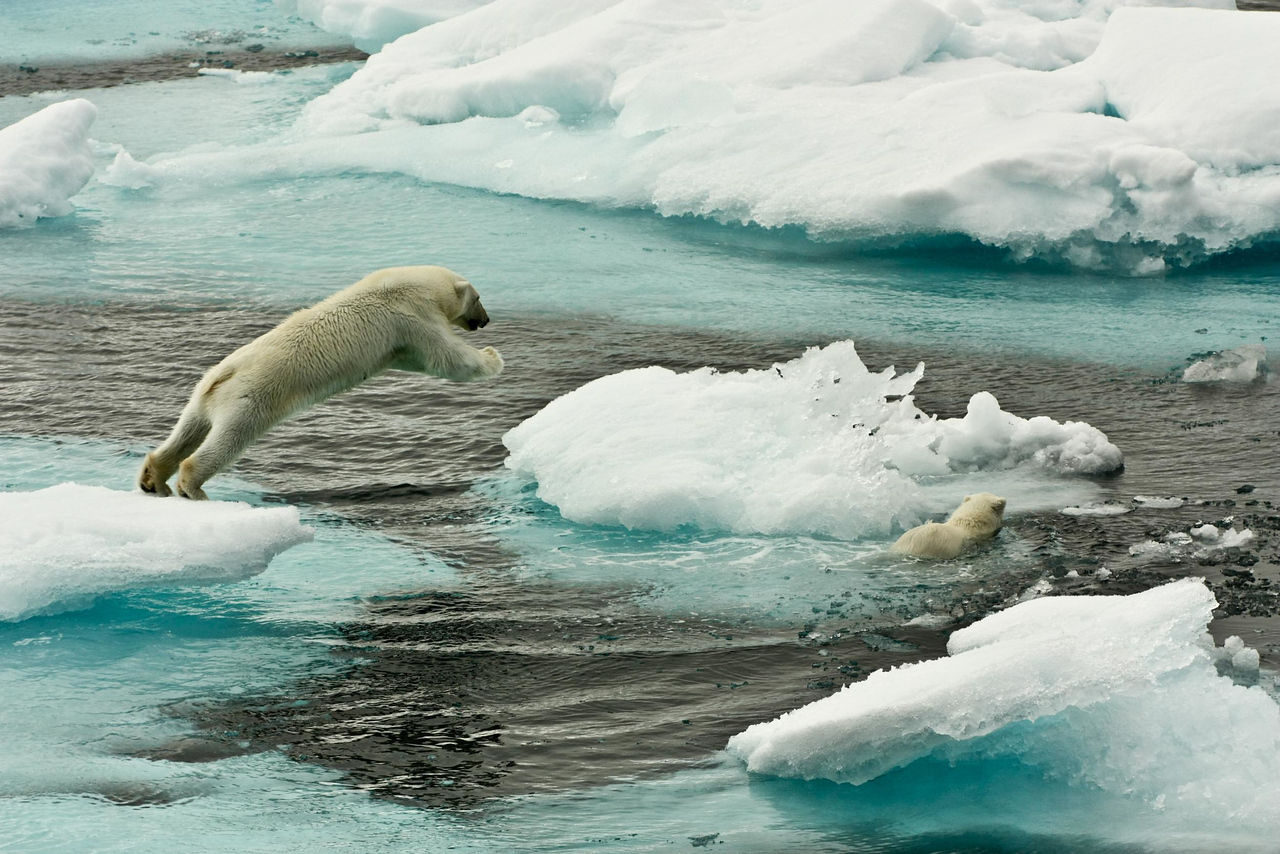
275,0,492,51
0,484,313,621
0,100,97,228
727,579,1280,824
1183,344,1268,383
503,341,1122,537
201,0,1270,273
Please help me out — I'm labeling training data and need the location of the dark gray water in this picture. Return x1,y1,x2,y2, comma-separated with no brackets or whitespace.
3,295,1278,808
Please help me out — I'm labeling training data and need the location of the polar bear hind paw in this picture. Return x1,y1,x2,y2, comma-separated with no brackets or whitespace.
138,454,173,497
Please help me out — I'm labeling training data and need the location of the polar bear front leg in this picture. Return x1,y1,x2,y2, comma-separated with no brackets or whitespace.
410,336,504,383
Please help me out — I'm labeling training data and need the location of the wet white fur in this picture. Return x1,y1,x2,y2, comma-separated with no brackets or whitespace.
890,492,1006,559
138,265,503,499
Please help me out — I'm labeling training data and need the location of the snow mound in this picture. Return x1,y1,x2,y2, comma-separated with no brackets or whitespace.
0,100,97,228
0,484,314,621
502,341,1122,538
727,579,1280,823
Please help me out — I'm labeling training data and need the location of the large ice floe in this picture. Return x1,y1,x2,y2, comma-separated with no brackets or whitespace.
503,341,1121,538
116,0,1280,272
0,484,313,621
0,100,97,228
727,579,1280,827
230,0,1279,273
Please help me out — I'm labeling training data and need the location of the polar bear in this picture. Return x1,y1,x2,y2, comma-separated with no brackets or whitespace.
890,492,1006,559
138,265,503,500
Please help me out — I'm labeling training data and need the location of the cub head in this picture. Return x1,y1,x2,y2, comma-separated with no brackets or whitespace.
951,492,1007,535
449,278,490,331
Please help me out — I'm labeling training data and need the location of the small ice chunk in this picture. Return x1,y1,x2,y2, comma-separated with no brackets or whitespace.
1190,524,1220,542
1061,502,1131,516
1183,344,1268,383
1217,528,1255,550
1135,496,1184,509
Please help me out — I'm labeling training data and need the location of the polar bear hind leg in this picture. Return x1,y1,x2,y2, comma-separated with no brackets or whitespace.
174,401,281,500
138,402,211,497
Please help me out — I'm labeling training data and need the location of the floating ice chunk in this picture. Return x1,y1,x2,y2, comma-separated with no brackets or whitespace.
0,99,97,228
1183,344,1268,383
1129,523,1254,563
1061,501,1131,516
727,579,1280,823
1134,495,1184,509
0,484,313,621
503,341,1122,538
275,0,493,51
99,146,160,190
196,68,277,84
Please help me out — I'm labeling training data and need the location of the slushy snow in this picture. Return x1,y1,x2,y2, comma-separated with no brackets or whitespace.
0,100,97,228
727,579,1280,825
502,341,1122,538
0,484,314,621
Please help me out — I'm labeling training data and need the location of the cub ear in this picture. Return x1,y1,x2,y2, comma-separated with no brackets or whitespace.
961,494,972,503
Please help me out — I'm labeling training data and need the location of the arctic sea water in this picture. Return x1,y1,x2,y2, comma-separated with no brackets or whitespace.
3,1,1280,852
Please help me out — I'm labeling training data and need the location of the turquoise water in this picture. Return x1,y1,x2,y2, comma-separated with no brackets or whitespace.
0,0,345,63
4,6,1280,853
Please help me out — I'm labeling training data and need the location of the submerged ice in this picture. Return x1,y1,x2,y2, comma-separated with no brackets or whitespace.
503,341,1121,538
0,484,313,621
727,579,1280,828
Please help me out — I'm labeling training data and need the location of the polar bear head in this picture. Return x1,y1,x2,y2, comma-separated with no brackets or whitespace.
947,492,1006,537
447,278,490,332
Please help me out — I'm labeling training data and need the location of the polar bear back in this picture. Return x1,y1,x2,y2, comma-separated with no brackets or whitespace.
890,492,1006,560
197,265,481,416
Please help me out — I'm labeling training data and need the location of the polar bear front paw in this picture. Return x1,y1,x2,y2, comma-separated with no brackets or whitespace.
481,346,504,377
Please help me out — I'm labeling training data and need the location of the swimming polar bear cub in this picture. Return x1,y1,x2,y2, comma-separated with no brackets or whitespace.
890,493,1007,559
139,265,503,500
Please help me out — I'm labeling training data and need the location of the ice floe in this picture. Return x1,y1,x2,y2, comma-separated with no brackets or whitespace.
108,0,1280,272
503,341,1122,538
0,484,313,621
727,579,1280,824
0,99,97,228
241,0,1276,272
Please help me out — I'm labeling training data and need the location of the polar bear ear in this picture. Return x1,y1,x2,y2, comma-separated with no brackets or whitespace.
961,494,972,503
